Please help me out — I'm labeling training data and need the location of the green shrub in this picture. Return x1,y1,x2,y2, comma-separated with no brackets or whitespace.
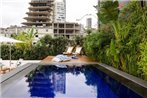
84,31,113,64
138,41,147,80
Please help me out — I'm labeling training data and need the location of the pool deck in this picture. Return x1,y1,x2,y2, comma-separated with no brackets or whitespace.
40,55,98,66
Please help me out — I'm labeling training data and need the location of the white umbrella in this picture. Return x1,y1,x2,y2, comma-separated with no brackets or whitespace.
0,36,23,43
0,36,23,66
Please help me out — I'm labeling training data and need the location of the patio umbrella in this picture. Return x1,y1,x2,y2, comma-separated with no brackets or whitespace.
0,36,23,66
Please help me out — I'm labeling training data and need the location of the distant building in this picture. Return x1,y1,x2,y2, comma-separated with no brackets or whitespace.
1,22,84,40
22,0,54,27
22,0,67,26
86,18,92,29
53,22,83,39
2,0,85,40
0,26,19,37
54,0,66,22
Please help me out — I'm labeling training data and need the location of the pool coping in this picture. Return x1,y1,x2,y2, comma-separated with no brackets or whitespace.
95,63,147,98
0,63,39,83
0,62,147,98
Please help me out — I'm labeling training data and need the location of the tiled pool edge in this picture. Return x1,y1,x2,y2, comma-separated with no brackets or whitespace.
0,63,39,83
95,63,147,98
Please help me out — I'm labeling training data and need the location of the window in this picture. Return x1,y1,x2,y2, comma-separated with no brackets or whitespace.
35,34,38,37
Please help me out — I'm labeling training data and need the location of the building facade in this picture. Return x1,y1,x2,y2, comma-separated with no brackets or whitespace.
1,22,83,40
22,0,67,26
53,22,83,39
0,0,85,40
86,18,92,29
54,0,66,22
22,0,54,27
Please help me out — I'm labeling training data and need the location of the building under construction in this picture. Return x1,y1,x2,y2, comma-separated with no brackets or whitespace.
21,0,84,39
22,0,54,27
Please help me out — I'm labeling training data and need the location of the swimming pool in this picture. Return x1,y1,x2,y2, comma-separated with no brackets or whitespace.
1,65,143,98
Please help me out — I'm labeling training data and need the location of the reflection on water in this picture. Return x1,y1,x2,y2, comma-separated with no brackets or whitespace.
53,72,66,94
2,65,142,98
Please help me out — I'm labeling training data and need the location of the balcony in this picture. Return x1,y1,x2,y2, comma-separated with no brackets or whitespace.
24,16,50,21
29,6,51,10
26,11,51,15
22,22,52,26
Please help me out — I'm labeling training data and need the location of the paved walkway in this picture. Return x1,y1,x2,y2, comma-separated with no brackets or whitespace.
0,60,41,74
1,60,40,67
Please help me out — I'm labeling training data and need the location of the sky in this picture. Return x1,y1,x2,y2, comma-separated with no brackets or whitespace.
0,0,97,28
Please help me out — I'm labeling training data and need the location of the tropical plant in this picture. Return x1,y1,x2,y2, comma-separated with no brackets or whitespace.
74,36,84,46
97,1,147,75
84,31,113,64
15,27,37,57
98,0,119,24
15,27,37,50
39,34,52,46
51,37,68,55
138,40,147,80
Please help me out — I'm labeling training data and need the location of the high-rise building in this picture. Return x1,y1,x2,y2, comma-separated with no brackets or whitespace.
86,18,92,29
22,0,54,27
54,0,66,22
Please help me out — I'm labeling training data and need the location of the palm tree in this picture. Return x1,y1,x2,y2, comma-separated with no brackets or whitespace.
15,27,37,57
15,27,37,49
98,0,131,71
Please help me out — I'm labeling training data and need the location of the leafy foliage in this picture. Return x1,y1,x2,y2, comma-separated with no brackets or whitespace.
84,31,113,64
74,36,84,46
2,35,83,60
138,41,147,80
84,1,147,80
15,27,37,50
98,0,119,23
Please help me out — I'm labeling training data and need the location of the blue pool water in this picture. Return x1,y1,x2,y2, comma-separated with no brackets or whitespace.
1,65,142,98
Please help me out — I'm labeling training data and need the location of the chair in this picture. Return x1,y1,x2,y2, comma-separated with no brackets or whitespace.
16,58,23,66
0,58,23,74
63,46,74,55
72,46,82,55
0,63,10,74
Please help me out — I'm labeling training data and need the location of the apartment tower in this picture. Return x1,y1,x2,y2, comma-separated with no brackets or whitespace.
22,0,54,27
54,0,66,22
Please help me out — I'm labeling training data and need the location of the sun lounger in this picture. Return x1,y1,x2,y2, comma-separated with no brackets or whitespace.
16,58,23,66
0,63,11,74
0,58,23,74
72,46,82,55
63,46,74,55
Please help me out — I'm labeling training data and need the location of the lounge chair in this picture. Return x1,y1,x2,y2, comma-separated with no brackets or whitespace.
9,58,23,70
72,46,82,55
16,58,23,66
63,46,74,55
0,58,23,74
0,63,10,74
